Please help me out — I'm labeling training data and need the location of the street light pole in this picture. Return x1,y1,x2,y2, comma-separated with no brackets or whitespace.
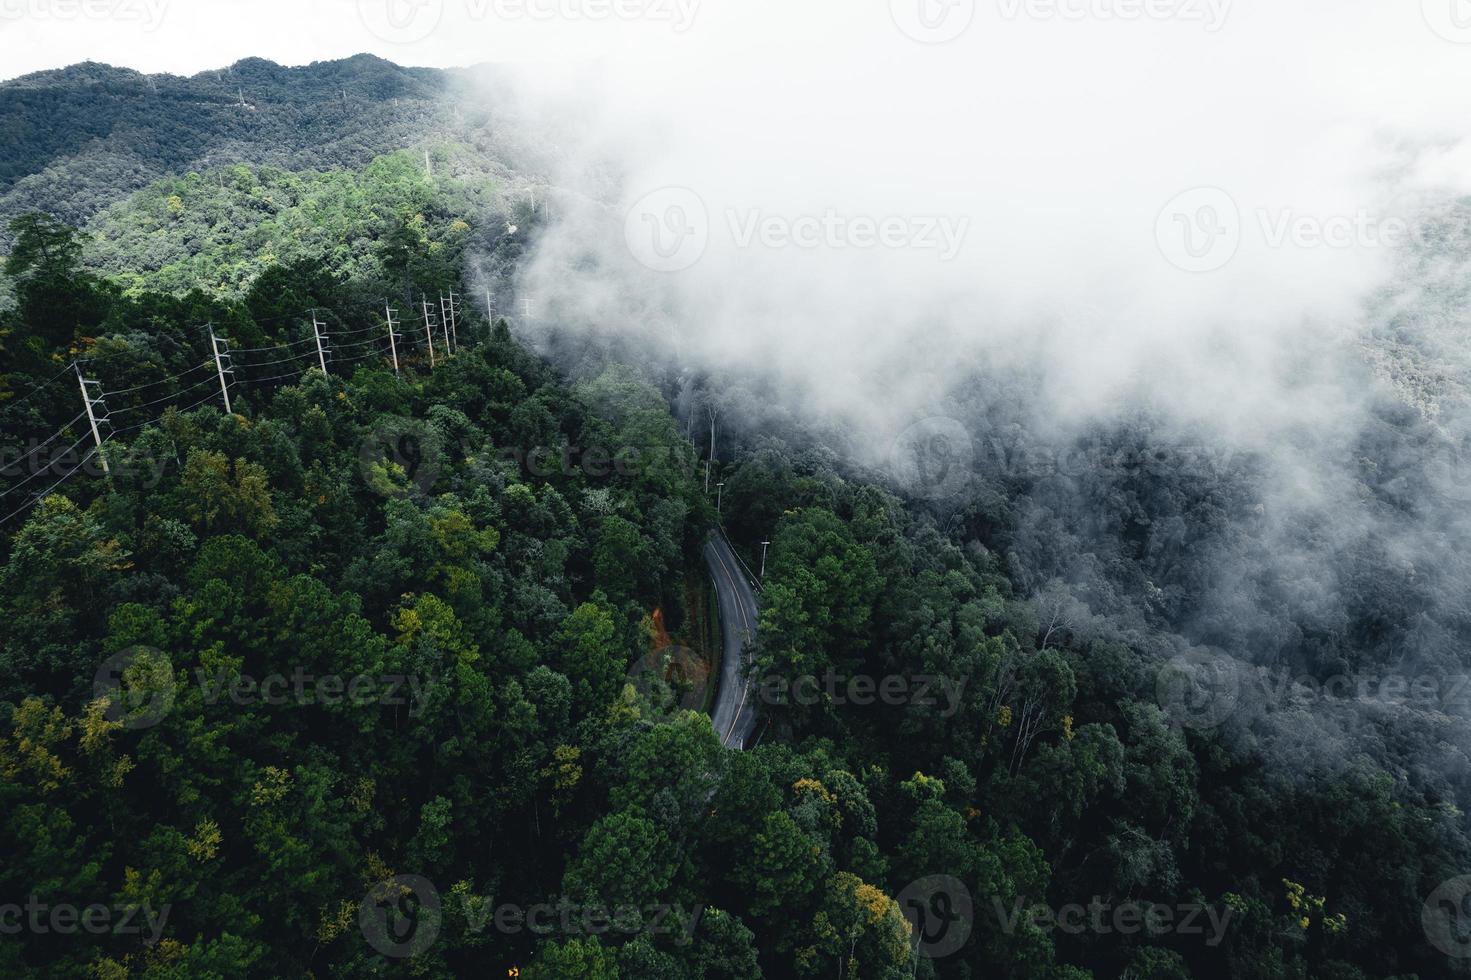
760,540,771,580
716,482,725,515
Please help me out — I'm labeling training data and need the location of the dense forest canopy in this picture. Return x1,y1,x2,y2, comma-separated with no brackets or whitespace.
0,55,1468,979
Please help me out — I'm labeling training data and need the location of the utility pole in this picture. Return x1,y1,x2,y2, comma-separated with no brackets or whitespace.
384,302,402,375
208,325,234,414
439,296,452,355
521,297,533,324
448,290,460,350
311,313,330,375
440,295,455,354
75,364,110,475
421,299,438,368
706,404,719,488
760,541,771,580
424,150,432,178
704,459,711,494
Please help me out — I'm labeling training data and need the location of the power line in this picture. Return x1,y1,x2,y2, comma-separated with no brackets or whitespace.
0,430,94,500
235,363,312,386
0,444,104,528
100,360,213,397
331,337,385,353
106,372,219,413
107,386,234,435
0,281,492,536
331,323,383,338
3,290,471,511
0,360,79,412
231,336,317,354
238,346,317,369
1,409,89,472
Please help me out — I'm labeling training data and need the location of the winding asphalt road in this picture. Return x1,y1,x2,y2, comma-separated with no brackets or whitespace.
705,532,761,750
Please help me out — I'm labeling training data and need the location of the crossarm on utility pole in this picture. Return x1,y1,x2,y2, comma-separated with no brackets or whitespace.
75,364,110,475
209,326,233,414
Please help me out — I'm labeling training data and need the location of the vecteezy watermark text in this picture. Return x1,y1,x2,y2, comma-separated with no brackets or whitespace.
360,875,702,959
756,672,967,718
358,416,701,498
356,0,697,45
93,647,436,730
1157,653,1471,730
194,668,433,717
623,188,971,272
1,441,166,489
0,0,168,29
1157,187,1443,273
996,0,1230,31
0,897,170,946
993,896,1232,945
725,209,970,262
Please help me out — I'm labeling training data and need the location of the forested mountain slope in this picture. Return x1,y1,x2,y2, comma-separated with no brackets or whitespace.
0,55,530,248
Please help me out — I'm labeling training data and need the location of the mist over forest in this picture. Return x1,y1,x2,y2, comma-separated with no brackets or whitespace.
4,4,1471,976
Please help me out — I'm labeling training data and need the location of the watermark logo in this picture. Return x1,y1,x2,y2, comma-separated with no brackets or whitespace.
757,672,967,718
1257,208,1431,251
1424,876,1471,958
996,0,1230,31
93,647,176,731
994,896,1231,945
889,416,974,501
93,654,434,728
625,190,968,270
357,0,445,42
624,644,707,724
1423,0,1471,43
498,442,697,482
479,0,699,29
359,0,698,40
0,897,170,945
361,874,442,959
359,877,702,957
625,187,709,272
1159,664,1471,730
2,441,165,490
194,669,434,717
1156,187,1241,273
1427,443,1471,504
359,417,444,497
726,210,969,261
1155,649,1239,729
1158,188,1440,272
897,875,973,958
456,896,702,942
890,0,975,43
0,0,169,30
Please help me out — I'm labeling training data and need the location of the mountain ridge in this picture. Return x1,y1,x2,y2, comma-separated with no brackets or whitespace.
0,54,506,247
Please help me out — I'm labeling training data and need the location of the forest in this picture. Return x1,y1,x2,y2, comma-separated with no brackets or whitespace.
1,55,1468,979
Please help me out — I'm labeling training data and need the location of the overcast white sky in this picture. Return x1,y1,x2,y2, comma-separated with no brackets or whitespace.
0,0,1466,86
0,0,712,80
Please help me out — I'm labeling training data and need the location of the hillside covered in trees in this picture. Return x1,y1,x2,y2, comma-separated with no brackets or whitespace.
1,56,1468,980
0,55,535,238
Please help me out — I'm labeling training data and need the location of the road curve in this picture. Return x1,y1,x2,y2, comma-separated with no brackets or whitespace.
705,532,761,750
